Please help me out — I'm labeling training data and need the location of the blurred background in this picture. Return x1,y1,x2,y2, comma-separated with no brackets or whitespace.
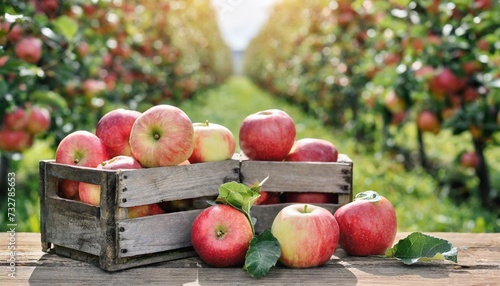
0,0,499,233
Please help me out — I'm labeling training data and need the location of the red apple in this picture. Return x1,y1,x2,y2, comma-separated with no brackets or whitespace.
55,130,110,200
25,106,51,134
286,138,338,162
191,204,253,267
239,109,296,161
271,204,339,268
334,191,397,256
460,151,480,169
127,204,164,219
129,104,194,167
428,68,463,99
3,107,27,131
96,109,141,158
15,37,42,64
82,79,106,98
254,190,281,205
416,110,441,134
283,192,337,204
188,121,236,163
79,156,142,205
0,129,33,152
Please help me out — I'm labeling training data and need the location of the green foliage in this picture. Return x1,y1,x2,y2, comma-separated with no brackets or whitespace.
244,230,281,278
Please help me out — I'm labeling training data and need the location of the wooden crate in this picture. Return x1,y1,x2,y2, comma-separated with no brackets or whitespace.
39,159,240,271
39,154,353,271
240,154,353,234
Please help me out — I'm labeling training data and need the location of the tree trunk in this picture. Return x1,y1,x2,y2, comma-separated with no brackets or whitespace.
473,139,491,209
0,154,8,201
417,129,428,169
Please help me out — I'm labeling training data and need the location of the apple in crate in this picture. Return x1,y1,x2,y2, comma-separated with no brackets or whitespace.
284,138,339,204
129,104,194,167
271,204,339,268
55,130,110,200
79,156,163,218
239,109,296,161
188,121,236,163
334,190,397,256
191,204,253,267
96,108,141,158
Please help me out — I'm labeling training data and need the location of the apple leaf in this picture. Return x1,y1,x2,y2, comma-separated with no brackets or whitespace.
216,181,262,234
244,230,281,278
385,232,458,265
53,15,78,41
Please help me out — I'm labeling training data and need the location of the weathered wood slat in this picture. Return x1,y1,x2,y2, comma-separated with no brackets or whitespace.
117,159,240,207
116,209,203,258
240,159,353,194
44,197,101,256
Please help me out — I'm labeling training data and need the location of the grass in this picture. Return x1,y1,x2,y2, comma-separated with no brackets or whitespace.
180,76,500,232
2,76,498,232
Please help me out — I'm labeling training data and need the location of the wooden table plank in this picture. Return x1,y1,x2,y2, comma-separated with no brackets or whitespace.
1,232,499,285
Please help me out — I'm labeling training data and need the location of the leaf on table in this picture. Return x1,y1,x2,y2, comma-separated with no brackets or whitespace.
244,230,281,278
386,232,458,265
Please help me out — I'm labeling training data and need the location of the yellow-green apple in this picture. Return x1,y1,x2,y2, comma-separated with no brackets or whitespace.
96,108,141,158
334,191,397,256
129,104,194,167
3,107,27,131
25,106,51,134
416,110,441,134
0,129,33,152
271,204,339,268
239,109,296,161
55,130,110,200
191,204,253,267
15,36,42,64
460,151,480,169
284,138,338,203
188,121,236,163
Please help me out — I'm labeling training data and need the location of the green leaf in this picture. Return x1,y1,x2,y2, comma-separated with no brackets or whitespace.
386,232,458,265
30,90,67,110
244,230,281,278
216,181,262,234
53,16,78,41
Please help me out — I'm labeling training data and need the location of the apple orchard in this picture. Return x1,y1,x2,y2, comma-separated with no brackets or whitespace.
1,0,500,233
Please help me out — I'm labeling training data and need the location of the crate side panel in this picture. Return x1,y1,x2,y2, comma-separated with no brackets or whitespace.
240,161,352,194
116,209,203,258
252,204,342,234
117,159,240,207
45,197,102,256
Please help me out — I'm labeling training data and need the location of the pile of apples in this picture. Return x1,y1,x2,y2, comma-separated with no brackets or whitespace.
0,105,51,152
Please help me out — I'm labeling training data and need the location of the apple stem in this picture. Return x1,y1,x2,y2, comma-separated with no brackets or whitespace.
304,204,308,213
354,190,382,202
205,120,209,126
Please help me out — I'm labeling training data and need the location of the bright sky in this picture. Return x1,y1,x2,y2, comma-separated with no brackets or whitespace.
212,0,278,51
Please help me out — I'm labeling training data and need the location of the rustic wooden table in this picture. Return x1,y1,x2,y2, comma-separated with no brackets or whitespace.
1,232,499,285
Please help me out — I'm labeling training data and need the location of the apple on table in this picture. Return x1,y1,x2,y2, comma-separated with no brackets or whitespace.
334,190,397,256
188,120,236,163
191,204,253,267
129,104,194,167
271,204,339,268
55,130,110,200
239,109,296,161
